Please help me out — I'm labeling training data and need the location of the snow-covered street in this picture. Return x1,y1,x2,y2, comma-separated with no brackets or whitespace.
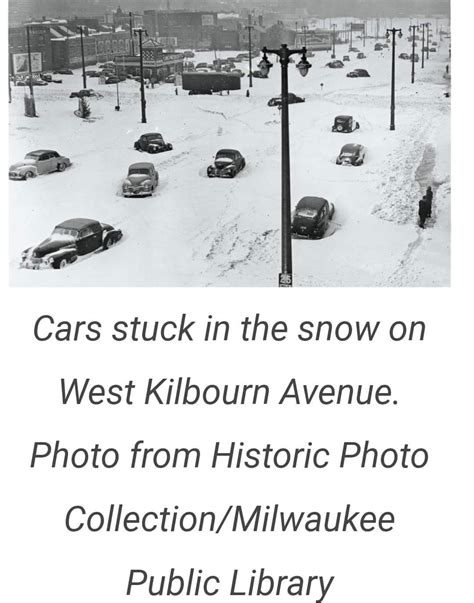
9,26,450,286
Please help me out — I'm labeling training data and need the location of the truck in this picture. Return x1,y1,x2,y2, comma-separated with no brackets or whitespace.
182,72,241,94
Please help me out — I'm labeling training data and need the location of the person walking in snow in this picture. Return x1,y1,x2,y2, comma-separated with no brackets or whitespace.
418,197,429,228
425,186,433,218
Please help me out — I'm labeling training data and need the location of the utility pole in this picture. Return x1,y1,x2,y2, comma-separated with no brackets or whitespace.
246,14,254,88
421,23,426,68
25,24,37,117
129,12,134,55
386,28,402,131
409,24,419,83
331,24,337,58
426,22,430,60
134,28,147,123
302,25,308,48
77,26,87,89
349,22,353,49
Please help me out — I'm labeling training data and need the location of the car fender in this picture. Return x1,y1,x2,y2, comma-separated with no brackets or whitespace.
19,165,39,177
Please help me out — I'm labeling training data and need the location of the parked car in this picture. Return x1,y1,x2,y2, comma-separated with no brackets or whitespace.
332,115,360,133
122,163,159,197
374,43,384,51
196,62,210,69
346,69,371,78
20,218,123,270
399,53,410,59
268,93,305,107
343,55,350,61
183,50,195,58
17,77,47,86
85,70,101,77
429,47,437,52
207,149,246,178
291,197,335,239
40,73,52,82
105,76,119,84
164,74,176,83
357,52,366,59
250,70,268,79
336,143,366,166
326,60,344,68
9,150,71,180
409,53,420,62
134,133,173,154
53,68,73,75
69,89,96,98
383,43,389,48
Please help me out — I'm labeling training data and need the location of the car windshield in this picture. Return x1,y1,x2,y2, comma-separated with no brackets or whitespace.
216,152,235,160
53,227,79,237
25,152,42,159
129,168,151,175
297,208,319,218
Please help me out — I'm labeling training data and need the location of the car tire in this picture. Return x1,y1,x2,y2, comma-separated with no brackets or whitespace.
54,258,68,270
337,125,343,132
103,236,114,250
57,162,66,172
24,170,35,179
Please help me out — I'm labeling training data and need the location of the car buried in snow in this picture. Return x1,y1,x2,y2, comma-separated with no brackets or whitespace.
346,68,371,78
134,133,173,154
9,150,71,180
291,197,335,239
268,93,305,107
336,143,366,166
332,115,360,133
207,149,246,178
357,52,367,59
20,218,123,270
122,163,159,197
343,55,351,61
399,53,410,59
326,60,344,68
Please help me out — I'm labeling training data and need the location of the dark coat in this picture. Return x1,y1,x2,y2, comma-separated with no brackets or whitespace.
419,199,429,217
426,188,433,202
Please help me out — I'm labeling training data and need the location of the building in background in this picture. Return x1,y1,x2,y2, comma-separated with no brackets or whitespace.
143,10,218,49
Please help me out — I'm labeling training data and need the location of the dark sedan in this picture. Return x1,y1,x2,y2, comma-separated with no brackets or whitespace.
268,93,305,107
20,218,122,270
207,149,246,178
291,197,335,239
336,143,366,166
134,133,173,154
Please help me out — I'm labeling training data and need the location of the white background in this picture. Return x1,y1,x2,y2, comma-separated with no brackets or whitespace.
1,3,473,603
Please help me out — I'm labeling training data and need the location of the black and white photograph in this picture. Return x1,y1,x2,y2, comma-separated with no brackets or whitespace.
8,0,451,286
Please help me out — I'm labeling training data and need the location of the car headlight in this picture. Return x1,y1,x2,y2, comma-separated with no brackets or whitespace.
48,257,55,264
142,180,152,189
21,251,28,260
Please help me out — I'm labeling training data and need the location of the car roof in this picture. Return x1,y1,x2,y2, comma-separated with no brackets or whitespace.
56,218,99,230
341,143,362,152
217,148,239,155
296,196,328,210
142,132,163,137
26,149,56,155
335,115,352,120
129,162,154,169
355,69,369,73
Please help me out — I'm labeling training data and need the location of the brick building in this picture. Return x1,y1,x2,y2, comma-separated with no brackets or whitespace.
143,10,218,49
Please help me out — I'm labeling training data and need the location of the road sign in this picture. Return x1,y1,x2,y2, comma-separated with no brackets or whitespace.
12,52,42,75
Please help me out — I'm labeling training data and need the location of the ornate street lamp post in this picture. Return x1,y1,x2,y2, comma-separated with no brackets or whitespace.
259,45,312,287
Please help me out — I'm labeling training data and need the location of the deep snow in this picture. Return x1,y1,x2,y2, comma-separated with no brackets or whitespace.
9,22,450,287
